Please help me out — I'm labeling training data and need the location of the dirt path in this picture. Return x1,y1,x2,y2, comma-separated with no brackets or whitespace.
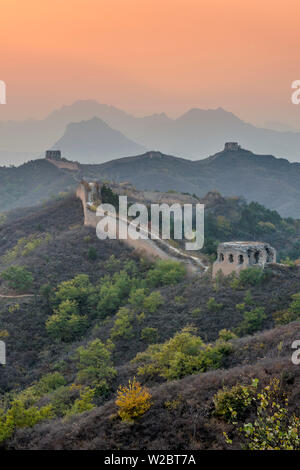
0,294,35,298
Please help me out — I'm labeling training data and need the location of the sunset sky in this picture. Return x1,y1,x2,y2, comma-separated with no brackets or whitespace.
1,0,300,126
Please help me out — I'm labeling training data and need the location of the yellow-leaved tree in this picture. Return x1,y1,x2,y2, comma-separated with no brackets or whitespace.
115,378,152,422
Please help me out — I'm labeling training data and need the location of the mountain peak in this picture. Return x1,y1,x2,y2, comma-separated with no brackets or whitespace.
52,117,145,163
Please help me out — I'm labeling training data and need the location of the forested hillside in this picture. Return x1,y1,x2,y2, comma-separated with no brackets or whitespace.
0,195,300,450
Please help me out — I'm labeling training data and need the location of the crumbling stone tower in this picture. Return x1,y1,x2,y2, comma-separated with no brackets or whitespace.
45,150,62,160
224,142,240,151
212,241,276,277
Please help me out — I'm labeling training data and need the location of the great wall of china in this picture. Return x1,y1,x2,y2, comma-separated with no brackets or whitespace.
75,182,208,274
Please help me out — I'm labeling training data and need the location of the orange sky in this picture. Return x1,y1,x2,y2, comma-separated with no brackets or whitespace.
1,0,300,126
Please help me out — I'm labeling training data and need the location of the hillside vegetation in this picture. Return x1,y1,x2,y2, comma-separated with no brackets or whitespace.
0,195,299,449
3,145,300,218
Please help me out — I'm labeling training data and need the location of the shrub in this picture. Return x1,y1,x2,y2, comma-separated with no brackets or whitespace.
123,259,138,275
230,275,241,290
0,400,53,443
273,293,300,325
244,290,254,306
87,246,98,261
238,267,266,286
115,378,152,422
223,378,300,450
236,302,245,313
237,306,266,336
39,283,53,304
240,378,300,450
104,254,121,272
97,283,122,318
143,291,164,313
8,303,20,314
97,271,132,318
218,329,237,342
289,293,300,317
128,288,147,310
191,307,202,318
101,184,119,210
207,297,223,312
146,260,186,287
46,299,88,342
0,330,9,339
110,307,134,340
67,387,95,416
213,379,258,422
273,309,298,326
133,326,232,381
141,327,158,344
54,274,95,312
36,372,66,395
2,233,51,263
0,214,6,226
76,339,116,394
280,257,296,267
1,266,33,293
174,296,185,305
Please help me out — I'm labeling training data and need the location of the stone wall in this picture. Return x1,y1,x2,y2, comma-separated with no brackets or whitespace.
212,241,276,277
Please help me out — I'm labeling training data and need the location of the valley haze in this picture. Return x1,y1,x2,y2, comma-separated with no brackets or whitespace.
2,100,300,166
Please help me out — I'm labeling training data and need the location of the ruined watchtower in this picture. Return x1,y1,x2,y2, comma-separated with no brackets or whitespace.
45,150,61,160
212,241,276,278
224,142,240,151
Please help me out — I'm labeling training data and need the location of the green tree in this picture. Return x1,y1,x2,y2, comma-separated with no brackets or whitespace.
46,299,88,342
128,288,147,310
67,387,95,416
146,260,186,287
97,283,122,318
0,400,53,443
87,246,98,261
141,327,158,344
110,307,134,340
143,291,164,313
1,266,33,293
239,267,266,286
133,326,232,381
54,274,95,312
207,297,223,312
237,307,266,335
76,339,116,394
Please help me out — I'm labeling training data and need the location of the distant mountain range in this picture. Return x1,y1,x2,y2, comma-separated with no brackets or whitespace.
52,117,145,163
2,146,300,218
84,148,300,217
1,100,300,164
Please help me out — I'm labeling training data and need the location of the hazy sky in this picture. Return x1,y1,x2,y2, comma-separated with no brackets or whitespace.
1,0,300,127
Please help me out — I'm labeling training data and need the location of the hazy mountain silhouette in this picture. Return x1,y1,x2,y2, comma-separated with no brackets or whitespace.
0,101,134,160
2,100,300,164
52,117,145,163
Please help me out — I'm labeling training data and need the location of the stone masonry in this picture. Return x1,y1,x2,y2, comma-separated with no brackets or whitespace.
212,241,276,277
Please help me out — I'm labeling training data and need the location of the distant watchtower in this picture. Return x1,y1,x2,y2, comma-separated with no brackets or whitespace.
45,150,61,160
212,241,276,278
224,142,240,151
